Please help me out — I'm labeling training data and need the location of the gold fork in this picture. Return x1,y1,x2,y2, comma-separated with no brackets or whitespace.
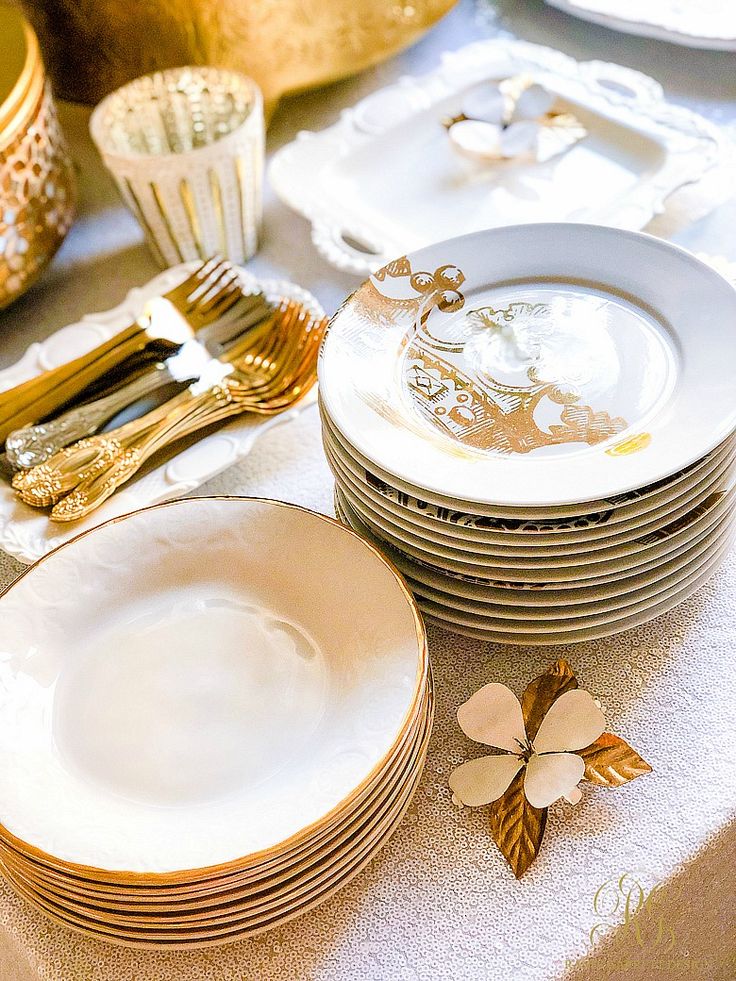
12,303,292,506
16,302,327,520
0,258,244,445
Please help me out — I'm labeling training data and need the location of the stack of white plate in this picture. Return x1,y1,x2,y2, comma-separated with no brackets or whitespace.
0,498,431,948
319,224,736,645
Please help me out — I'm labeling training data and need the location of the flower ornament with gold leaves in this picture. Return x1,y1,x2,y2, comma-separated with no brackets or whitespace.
450,661,651,878
445,75,587,163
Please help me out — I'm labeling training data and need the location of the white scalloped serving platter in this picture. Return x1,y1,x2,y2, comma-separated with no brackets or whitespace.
0,265,323,565
269,39,725,275
545,0,736,51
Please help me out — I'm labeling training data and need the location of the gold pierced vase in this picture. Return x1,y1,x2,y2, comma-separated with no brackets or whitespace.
89,67,263,268
0,3,75,310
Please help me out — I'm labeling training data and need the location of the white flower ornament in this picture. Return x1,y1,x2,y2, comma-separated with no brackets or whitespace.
446,76,586,163
450,683,606,810
449,662,651,878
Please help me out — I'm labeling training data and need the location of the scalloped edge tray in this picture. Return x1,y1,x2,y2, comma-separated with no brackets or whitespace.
0,264,323,564
269,38,726,275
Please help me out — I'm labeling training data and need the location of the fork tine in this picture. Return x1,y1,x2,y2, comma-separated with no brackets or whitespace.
163,259,220,304
180,258,237,308
197,277,245,318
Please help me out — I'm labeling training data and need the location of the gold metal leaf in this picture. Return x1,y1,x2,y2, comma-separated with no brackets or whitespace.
489,770,547,879
521,659,579,742
579,732,652,787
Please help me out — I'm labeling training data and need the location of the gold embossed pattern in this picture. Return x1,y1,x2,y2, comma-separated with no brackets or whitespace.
0,82,75,308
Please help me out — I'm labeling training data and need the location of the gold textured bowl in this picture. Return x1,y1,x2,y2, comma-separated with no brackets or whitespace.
0,3,75,310
18,0,457,113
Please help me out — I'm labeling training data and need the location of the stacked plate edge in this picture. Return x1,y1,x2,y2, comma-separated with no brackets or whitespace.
0,498,432,948
318,224,736,645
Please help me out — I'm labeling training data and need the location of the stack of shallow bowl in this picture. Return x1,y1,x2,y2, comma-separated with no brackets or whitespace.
319,224,736,645
0,498,431,949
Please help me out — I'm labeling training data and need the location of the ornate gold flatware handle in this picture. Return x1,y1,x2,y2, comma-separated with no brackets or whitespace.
5,364,174,469
0,323,159,445
51,384,241,521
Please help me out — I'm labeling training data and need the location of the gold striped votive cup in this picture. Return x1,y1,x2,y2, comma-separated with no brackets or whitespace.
89,66,263,267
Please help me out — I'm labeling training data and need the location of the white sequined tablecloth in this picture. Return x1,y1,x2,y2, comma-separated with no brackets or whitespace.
0,1,735,978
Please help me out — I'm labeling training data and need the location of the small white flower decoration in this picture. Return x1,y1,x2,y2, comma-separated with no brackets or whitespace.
450,682,605,809
446,75,586,162
448,662,651,878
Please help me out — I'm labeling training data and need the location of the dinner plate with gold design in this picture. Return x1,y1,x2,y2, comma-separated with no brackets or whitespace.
319,224,736,508
408,529,730,627
323,427,736,552
322,409,736,539
418,534,733,643
335,487,735,585
336,494,734,645
335,470,735,573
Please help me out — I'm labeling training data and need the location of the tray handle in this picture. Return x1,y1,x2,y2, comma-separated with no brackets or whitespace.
579,60,663,103
311,220,396,277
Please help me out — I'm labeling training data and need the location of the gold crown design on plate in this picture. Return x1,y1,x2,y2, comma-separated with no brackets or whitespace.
409,299,628,455
354,255,630,456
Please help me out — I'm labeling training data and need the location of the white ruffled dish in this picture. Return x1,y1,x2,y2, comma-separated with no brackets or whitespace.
0,498,427,873
0,264,323,566
269,39,724,275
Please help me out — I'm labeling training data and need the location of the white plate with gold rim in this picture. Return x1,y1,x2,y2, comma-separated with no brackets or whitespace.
336,469,735,571
322,403,730,521
405,524,729,622
319,225,736,509
322,410,736,543
0,735,430,950
0,498,427,874
0,678,432,897
335,486,736,584
418,531,733,644
2,695,433,933
324,428,736,551
1,681,433,908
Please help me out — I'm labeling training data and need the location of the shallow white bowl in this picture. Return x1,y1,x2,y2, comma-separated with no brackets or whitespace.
0,498,426,874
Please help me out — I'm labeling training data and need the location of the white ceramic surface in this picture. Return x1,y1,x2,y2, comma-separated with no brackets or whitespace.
319,224,736,508
546,0,736,51
0,498,426,872
269,39,723,274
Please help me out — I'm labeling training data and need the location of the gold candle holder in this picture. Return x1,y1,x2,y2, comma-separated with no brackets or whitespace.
89,67,264,268
0,3,76,310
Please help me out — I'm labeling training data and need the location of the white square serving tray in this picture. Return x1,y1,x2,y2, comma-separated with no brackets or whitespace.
269,39,725,275
0,265,322,564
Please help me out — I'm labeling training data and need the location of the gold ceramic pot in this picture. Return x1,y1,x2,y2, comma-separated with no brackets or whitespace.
0,3,75,310
17,0,457,113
